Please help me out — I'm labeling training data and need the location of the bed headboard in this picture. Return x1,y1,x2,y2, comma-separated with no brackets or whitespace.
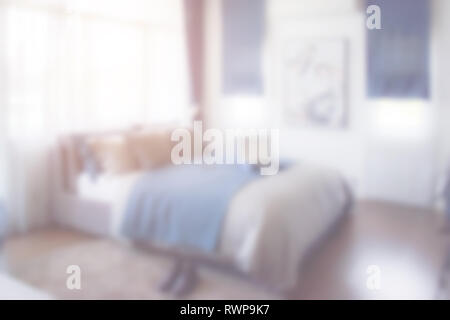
54,125,177,194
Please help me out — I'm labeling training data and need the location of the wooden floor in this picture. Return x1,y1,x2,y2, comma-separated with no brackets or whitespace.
293,201,449,299
4,200,450,299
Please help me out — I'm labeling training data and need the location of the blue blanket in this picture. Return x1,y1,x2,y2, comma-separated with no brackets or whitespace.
121,165,260,252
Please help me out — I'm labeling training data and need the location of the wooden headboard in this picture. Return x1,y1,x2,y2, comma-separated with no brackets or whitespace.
54,124,184,194
54,125,169,193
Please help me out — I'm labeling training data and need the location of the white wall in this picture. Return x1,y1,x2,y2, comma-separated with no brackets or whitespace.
204,0,367,196
203,0,449,207
363,0,450,207
266,0,367,196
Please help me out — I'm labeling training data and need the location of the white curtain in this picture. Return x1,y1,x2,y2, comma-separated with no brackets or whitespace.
0,0,190,233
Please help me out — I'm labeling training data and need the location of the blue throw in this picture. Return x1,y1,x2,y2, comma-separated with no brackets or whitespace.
121,164,260,252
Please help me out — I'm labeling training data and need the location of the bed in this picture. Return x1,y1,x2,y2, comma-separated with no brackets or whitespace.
52,129,353,293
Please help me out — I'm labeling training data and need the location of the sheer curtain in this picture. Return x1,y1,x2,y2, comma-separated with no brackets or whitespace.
0,0,189,233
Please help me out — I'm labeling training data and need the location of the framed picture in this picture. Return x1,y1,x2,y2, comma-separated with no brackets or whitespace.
282,38,348,128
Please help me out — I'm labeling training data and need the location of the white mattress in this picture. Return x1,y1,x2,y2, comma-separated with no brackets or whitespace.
76,164,351,292
77,172,141,204
77,172,142,236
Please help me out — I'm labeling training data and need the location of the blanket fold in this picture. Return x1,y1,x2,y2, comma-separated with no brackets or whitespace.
121,165,259,252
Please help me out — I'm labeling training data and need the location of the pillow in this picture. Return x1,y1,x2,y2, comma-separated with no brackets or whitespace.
87,134,138,174
75,137,102,179
127,130,174,170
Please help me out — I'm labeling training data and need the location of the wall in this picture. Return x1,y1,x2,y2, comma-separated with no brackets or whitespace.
363,0,450,207
266,0,367,196
204,0,368,196
204,0,447,207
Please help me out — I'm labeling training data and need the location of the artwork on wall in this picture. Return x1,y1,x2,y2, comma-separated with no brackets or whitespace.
282,38,348,128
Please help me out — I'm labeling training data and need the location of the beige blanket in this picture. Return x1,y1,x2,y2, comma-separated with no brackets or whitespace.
221,164,350,292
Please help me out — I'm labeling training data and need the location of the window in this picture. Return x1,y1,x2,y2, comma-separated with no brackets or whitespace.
3,0,189,138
